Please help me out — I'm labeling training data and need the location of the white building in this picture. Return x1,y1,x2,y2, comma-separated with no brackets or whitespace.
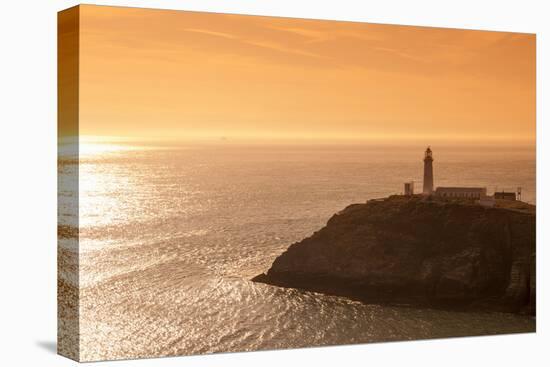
423,147,434,194
434,187,487,199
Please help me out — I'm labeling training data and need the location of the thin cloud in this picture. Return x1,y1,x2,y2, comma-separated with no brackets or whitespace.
184,28,238,40
374,46,431,63
267,25,335,44
184,27,325,60
245,40,325,59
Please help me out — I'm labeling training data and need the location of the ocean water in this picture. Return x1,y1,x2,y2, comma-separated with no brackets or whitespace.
58,143,536,361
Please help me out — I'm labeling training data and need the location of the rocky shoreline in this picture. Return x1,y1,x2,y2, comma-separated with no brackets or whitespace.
253,195,536,315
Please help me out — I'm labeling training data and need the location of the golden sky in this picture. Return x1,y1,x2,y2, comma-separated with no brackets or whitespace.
65,5,535,143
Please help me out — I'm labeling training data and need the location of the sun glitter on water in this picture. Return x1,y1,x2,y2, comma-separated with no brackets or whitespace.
59,136,140,159
79,142,133,157
80,136,137,157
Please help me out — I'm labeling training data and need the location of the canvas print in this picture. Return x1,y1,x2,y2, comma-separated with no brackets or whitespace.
58,5,536,362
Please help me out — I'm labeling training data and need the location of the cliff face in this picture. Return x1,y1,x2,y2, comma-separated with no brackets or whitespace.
253,196,536,314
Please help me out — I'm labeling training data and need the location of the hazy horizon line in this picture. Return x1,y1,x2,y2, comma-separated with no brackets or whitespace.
59,134,536,147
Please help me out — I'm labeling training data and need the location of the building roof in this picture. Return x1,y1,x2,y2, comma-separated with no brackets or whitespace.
435,187,486,192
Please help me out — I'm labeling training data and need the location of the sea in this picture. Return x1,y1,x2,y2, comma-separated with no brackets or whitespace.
58,142,536,361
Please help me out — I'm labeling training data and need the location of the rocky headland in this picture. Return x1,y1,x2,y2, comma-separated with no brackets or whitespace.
253,195,535,315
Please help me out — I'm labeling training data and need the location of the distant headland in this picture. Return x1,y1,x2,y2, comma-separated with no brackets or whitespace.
253,148,535,315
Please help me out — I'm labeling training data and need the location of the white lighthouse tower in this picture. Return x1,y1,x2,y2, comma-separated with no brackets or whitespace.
423,146,434,195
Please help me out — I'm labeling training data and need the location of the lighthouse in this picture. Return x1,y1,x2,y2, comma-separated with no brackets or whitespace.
423,146,434,195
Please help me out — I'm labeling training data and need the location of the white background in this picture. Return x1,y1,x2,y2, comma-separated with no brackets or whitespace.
0,0,547,365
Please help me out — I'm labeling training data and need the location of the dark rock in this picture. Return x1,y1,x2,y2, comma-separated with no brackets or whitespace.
253,195,535,314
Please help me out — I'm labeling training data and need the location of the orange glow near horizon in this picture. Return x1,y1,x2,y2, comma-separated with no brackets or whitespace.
65,5,535,144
